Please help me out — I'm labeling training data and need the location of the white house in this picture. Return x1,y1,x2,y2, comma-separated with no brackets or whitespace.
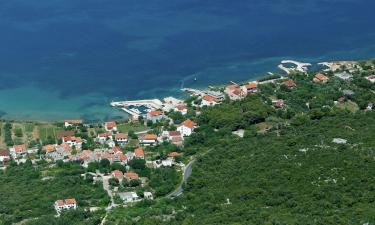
144,192,153,200
365,75,375,83
104,121,117,132
201,95,220,107
147,110,163,123
242,82,258,94
225,84,246,100
118,192,139,203
174,105,188,115
97,132,113,143
9,144,27,158
62,136,82,150
0,150,10,163
115,133,128,145
177,119,196,137
64,120,83,128
139,134,158,145
54,198,77,214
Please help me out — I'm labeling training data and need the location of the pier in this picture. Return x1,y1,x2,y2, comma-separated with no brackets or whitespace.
278,60,312,74
110,99,163,110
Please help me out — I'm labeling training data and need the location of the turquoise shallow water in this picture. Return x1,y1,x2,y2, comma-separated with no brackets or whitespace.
0,0,374,121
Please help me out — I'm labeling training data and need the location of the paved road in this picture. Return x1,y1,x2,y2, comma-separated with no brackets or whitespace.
167,159,196,198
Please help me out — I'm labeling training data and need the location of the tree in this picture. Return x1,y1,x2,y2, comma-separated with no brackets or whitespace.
108,178,119,187
129,158,146,170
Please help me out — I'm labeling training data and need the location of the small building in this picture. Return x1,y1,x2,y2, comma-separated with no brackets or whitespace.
225,84,246,101
144,192,153,200
115,133,128,145
334,72,353,81
167,152,181,158
177,119,196,137
174,105,188,115
9,144,27,158
313,73,329,83
201,95,220,107
124,172,139,180
242,83,258,94
64,120,83,128
118,192,139,203
0,150,10,163
147,110,163,123
112,170,124,180
54,198,77,214
272,99,285,108
105,121,117,132
97,132,113,143
282,79,297,89
62,136,82,151
46,145,70,161
365,75,375,83
134,148,145,159
139,134,158,145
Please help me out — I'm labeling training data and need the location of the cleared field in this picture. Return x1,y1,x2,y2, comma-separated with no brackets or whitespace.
117,122,148,133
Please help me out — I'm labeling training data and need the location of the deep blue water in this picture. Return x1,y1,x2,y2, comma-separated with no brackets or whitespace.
0,0,375,121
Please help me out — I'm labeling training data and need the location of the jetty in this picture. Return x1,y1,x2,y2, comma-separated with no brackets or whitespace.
181,88,224,99
110,99,163,109
278,60,312,74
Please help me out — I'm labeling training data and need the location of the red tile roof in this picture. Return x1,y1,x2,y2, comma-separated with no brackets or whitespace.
202,95,218,102
64,120,83,124
169,131,181,137
168,152,181,157
63,136,82,142
148,110,163,117
105,121,116,129
315,73,328,81
134,148,144,158
112,146,121,153
143,134,157,140
112,170,123,179
59,143,72,151
176,105,187,110
99,132,113,137
245,83,257,89
43,144,55,153
282,79,296,88
182,119,196,129
64,198,76,205
124,172,139,180
115,133,128,139
13,144,26,153
55,199,65,206
0,150,10,157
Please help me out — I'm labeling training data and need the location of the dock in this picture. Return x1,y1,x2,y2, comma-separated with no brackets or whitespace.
278,60,311,74
110,99,163,109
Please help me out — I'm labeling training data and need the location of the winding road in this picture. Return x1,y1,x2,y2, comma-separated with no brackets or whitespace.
167,159,196,198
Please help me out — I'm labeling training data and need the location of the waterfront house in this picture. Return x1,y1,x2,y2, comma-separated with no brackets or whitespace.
118,192,139,203
174,105,188,115
0,150,10,163
134,148,145,159
225,84,246,101
124,172,139,180
201,95,220,107
54,198,77,214
62,136,82,150
105,121,117,132
313,73,329,83
97,132,113,143
242,83,258,94
9,144,27,158
177,119,196,137
139,134,158,145
365,75,375,83
282,79,297,89
64,120,83,128
115,133,128,145
147,110,163,123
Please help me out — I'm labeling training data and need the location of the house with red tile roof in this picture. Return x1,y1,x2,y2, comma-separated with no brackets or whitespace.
147,110,164,123
0,150,10,163
105,121,117,132
124,172,139,180
62,136,82,150
9,144,27,158
64,120,83,128
366,75,375,83
313,73,329,83
115,133,128,145
54,198,77,214
272,99,285,109
177,119,197,136
242,82,258,94
167,152,181,158
174,105,188,115
282,79,297,89
225,84,246,100
112,170,124,180
139,134,158,145
134,148,145,159
201,95,220,107
97,132,113,143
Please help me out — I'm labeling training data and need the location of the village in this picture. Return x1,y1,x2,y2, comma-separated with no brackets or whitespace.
0,59,375,217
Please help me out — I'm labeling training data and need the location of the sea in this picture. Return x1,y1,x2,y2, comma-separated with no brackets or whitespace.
0,0,375,122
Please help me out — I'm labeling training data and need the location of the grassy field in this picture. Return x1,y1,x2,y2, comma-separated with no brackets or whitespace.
117,122,148,133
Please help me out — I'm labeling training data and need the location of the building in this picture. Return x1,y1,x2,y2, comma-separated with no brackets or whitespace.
177,119,196,136
139,134,158,145
334,72,353,81
0,150,10,164
144,192,153,200
147,110,163,123
272,99,285,108
112,170,124,180
365,75,375,83
242,83,258,94
225,84,246,101
162,131,183,146
46,145,70,161
62,136,82,150
134,148,145,159
54,198,77,214
64,120,83,128
97,132,113,143
282,79,297,89
105,121,117,132
174,105,188,115
118,192,139,203
201,95,220,107
313,73,329,83
9,144,27,158
124,172,139,180
115,133,128,145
